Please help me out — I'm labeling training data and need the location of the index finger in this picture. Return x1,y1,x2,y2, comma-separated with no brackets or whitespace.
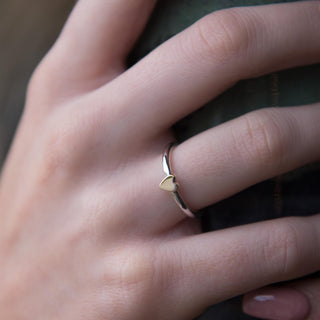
43,0,157,82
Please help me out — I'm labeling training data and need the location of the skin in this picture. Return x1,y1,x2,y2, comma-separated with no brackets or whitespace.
0,0,319,319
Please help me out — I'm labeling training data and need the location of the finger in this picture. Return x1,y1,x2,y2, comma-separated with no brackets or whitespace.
172,104,320,211
242,279,320,320
43,0,157,83
100,1,320,134
289,278,320,320
146,104,320,228
164,215,320,318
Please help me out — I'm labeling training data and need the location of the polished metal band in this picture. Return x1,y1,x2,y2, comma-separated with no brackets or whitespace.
159,143,197,218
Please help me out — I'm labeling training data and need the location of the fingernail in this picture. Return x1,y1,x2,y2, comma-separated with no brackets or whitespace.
243,287,310,320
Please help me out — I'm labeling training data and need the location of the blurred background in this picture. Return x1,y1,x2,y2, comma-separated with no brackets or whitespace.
1,0,319,319
0,0,74,164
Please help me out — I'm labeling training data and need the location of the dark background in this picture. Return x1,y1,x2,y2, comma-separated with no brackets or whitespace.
1,0,319,319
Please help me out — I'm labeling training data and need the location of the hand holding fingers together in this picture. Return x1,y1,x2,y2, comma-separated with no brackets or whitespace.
0,1,320,319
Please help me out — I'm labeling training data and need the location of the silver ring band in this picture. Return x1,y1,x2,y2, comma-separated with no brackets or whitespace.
159,143,197,218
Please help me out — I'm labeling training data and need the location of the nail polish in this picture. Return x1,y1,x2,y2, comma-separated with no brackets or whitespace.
243,287,310,320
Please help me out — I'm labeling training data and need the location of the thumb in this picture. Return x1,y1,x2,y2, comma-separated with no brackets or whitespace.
242,277,320,320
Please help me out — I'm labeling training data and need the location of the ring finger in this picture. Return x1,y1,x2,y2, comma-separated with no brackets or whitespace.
173,104,320,212
144,104,320,230
113,1,320,228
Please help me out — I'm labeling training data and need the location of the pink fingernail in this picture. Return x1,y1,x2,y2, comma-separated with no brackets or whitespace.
243,287,310,320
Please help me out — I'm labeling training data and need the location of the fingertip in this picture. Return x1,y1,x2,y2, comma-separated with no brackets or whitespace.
242,287,310,320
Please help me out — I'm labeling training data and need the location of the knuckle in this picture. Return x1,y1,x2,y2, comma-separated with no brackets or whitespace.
235,108,289,168
195,8,257,62
40,136,70,182
119,252,153,289
262,219,301,277
103,247,157,305
38,115,79,182
26,60,58,107
99,246,171,318
26,51,78,109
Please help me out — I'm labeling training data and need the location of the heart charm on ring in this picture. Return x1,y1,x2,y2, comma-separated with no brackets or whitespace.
159,174,178,192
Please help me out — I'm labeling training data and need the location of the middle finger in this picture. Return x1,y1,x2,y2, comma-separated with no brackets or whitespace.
99,1,320,135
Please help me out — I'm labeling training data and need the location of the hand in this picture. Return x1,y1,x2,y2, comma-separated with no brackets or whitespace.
0,1,319,319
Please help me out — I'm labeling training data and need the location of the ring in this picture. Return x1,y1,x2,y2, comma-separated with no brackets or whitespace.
159,143,198,218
